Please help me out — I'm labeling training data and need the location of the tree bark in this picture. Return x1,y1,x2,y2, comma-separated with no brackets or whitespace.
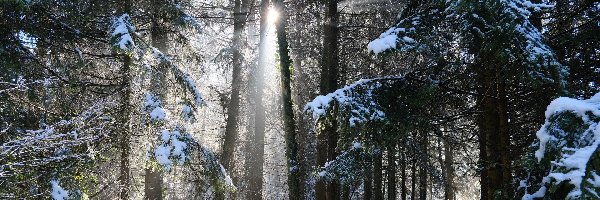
316,0,340,199
273,0,300,199
419,131,427,200
444,136,455,200
475,66,512,199
400,145,406,200
364,160,372,200
373,152,383,200
119,55,132,200
117,2,132,200
221,0,249,197
410,152,416,200
387,145,397,200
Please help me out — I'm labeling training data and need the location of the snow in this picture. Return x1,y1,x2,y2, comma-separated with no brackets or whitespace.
170,131,187,165
160,130,170,143
144,93,159,108
181,74,204,106
181,104,193,120
523,185,547,200
74,47,83,59
304,78,386,126
219,164,235,188
588,172,600,187
536,95,600,161
318,171,327,177
352,142,361,149
366,23,419,54
367,31,397,54
402,36,415,43
154,129,189,170
50,180,68,200
111,14,136,51
148,48,204,106
145,93,167,121
150,107,167,121
155,144,173,170
526,92,600,199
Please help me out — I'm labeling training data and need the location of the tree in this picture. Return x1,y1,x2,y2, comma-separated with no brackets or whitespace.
273,0,300,199
221,0,250,187
367,0,566,198
520,93,600,199
315,0,340,199
0,0,230,198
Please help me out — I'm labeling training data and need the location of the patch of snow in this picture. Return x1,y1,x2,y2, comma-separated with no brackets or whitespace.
150,107,167,121
318,171,327,177
527,92,600,199
220,164,235,188
155,144,173,170
402,36,415,43
367,32,397,54
50,180,68,200
304,78,387,127
110,14,136,51
160,130,170,143
352,142,361,149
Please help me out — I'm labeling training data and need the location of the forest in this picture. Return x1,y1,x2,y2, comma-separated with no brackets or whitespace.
0,0,599,199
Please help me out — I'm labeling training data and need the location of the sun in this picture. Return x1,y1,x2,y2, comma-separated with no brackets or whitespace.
267,6,279,24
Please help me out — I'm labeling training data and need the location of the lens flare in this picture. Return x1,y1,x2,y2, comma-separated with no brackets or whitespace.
267,7,279,24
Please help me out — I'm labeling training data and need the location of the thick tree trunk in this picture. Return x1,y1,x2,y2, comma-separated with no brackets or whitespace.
117,3,132,200
364,161,372,200
221,0,249,197
497,76,512,195
144,168,162,200
373,152,383,200
475,65,511,199
119,55,132,200
316,0,340,199
387,145,397,200
316,135,327,200
273,0,300,199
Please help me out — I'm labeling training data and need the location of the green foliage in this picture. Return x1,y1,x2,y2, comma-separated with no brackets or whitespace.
306,77,443,185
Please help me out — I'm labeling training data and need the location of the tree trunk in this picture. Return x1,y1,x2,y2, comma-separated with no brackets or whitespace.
444,136,455,200
119,55,132,200
117,3,132,200
410,154,416,200
387,145,397,200
144,168,162,200
221,0,249,196
419,132,427,200
365,160,372,200
273,0,300,199
476,67,511,199
400,145,406,200
497,75,512,196
373,152,383,200
317,0,340,199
